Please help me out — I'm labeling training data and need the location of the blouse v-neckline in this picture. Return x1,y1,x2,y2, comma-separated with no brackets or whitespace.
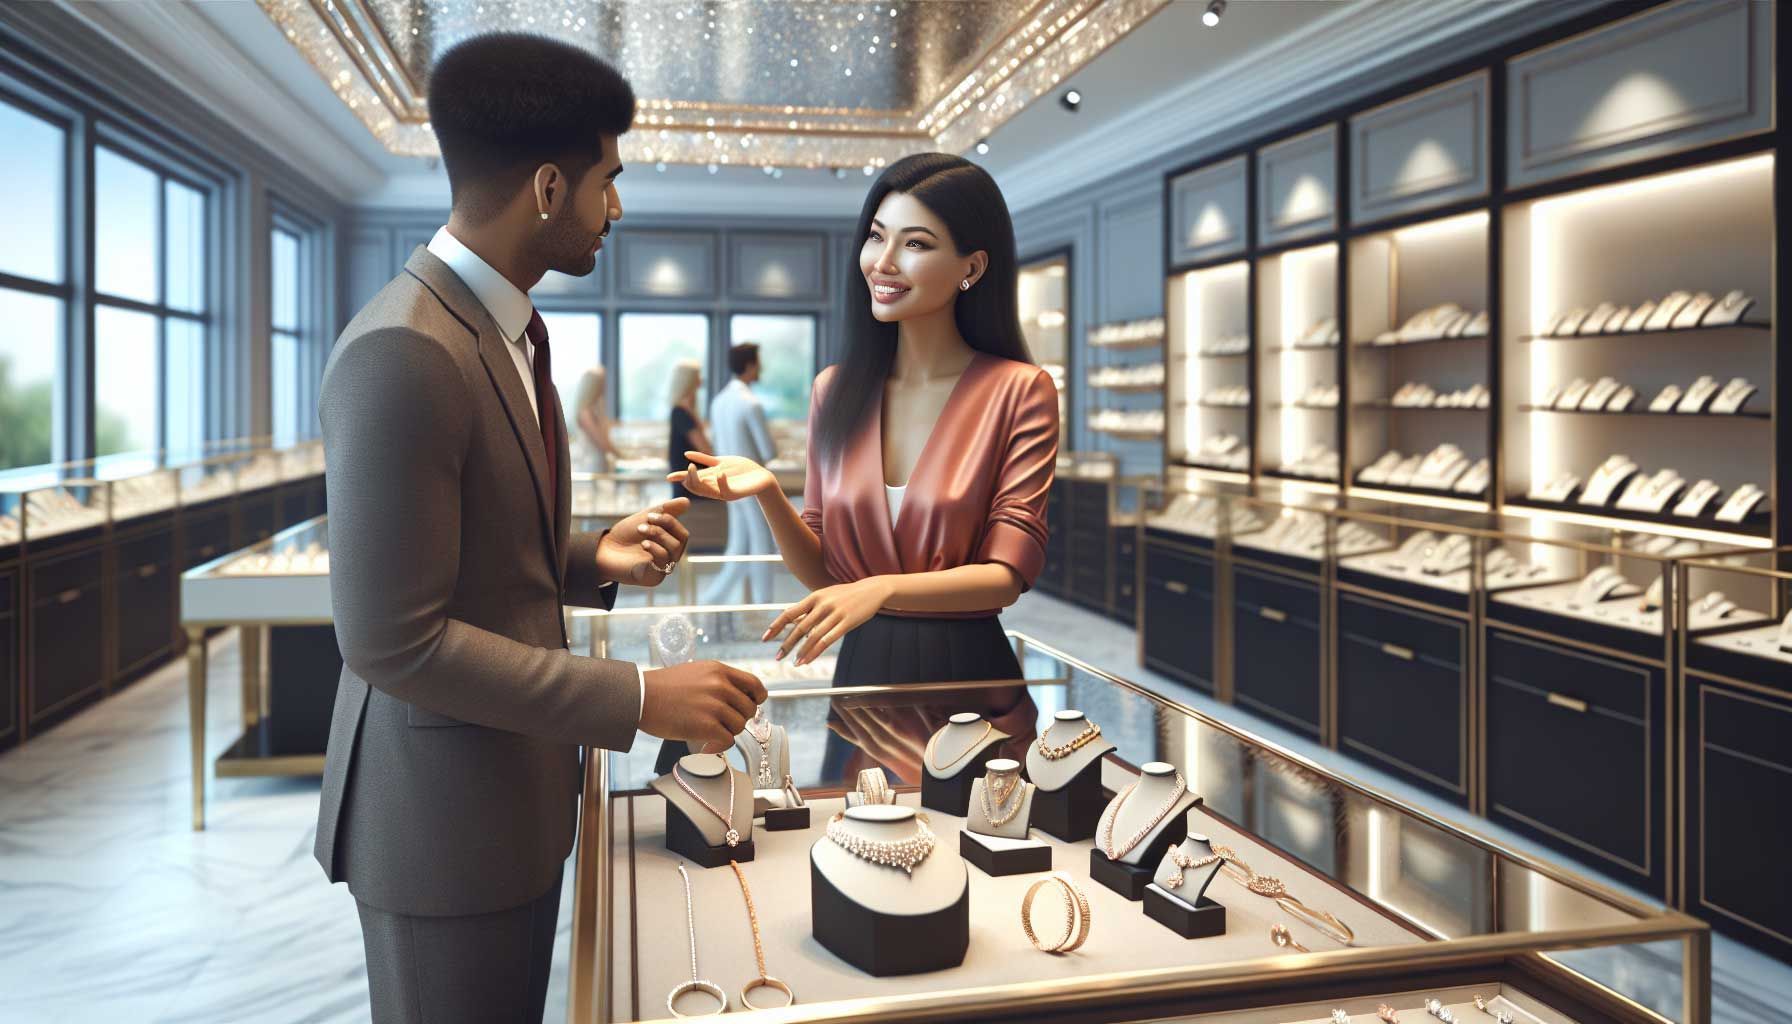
869,352,986,535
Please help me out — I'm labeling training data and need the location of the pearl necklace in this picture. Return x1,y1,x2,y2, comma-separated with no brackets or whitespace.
673,761,740,847
825,812,935,874
1098,771,1185,860
1036,720,1102,760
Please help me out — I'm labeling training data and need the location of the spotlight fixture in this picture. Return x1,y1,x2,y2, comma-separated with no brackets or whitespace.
1060,88,1082,112
655,161,667,173
707,163,719,175
975,139,990,155
833,167,848,180
1202,0,1226,27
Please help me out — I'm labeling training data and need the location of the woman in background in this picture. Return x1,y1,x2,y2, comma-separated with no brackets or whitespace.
666,359,711,501
568,365,618,473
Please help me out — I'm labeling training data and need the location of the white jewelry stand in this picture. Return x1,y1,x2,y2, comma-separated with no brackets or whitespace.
961,759,1051,875
810,804,969,975
734,722,790,794
1674,479,1723,518
1715,485,1767,523
1091,762,1197,901
650,753,757,866
920,713,1011,816
1025,710,1116,841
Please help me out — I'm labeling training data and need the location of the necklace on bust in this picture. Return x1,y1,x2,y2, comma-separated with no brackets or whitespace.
745,716,775,787
1036,720,1102,761
924,721,993,772
673,760,741,847
1098,770,1186,860
980,767,1025,827
825,811,935,874
1165,846,1221,890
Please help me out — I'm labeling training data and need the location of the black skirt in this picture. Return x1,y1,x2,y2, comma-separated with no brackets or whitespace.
832,613,1020,686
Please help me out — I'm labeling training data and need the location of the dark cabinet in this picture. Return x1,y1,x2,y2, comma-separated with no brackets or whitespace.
112,526,177,682
0,568,17,752
240,492,278,547
1486,629,1665,896
182,503,233,570
1684,675,1792,960
1337,594,1469,804
1232,567,1323,738
27,545,107,732
1110,528,1138,626
1041,483,1068,595
1142,540,1216,692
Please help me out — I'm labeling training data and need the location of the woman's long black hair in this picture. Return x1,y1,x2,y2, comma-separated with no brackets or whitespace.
813,152,1032,459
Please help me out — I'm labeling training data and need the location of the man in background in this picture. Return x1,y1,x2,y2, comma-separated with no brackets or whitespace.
700,342,779,605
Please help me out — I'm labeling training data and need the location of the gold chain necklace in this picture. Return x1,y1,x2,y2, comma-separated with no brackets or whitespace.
1165,847,1221,890
1098,771,1185,859
924,721,993,772
673,761,740,847
980,769,1025,827
1036,720,1102,760
728,862,793,1010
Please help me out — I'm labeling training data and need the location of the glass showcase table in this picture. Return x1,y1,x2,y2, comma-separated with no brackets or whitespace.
566,608,1709,1024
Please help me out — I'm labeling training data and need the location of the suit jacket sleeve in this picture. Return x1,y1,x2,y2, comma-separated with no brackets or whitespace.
322,327,639,750
562,533,617,611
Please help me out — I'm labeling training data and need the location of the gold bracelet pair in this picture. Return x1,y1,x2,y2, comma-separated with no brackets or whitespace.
1021,873,1091,954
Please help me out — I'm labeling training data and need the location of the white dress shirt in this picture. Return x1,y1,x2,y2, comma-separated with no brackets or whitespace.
707,378,776,464
427,227,645,722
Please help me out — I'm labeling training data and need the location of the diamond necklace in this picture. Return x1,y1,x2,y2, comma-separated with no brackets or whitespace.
673,760,741,847
825,811,935,874
745,717,775,787
1098,770,1186,860
1036,720,1102,760
980,769,1025,827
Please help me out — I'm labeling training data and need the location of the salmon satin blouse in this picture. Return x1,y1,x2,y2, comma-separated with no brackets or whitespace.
800,352,1060,618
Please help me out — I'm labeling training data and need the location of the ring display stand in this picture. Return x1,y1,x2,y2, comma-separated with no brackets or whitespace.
1025,711,1117,842
920,713,1010,816
810,806,969,976
649,754,757,868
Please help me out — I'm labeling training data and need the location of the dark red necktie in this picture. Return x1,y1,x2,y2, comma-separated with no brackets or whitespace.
524,309,560,512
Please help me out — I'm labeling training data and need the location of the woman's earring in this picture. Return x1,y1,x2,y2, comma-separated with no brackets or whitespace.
539,211,550,221
960,279,971,292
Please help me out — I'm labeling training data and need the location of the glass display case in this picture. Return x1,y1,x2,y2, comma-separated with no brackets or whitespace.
1168,260,1252,472
1018,252,1071,448
1258,242,1341,482
566,614,1709,1024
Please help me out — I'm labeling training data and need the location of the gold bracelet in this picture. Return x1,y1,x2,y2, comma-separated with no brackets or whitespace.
1021,873,1091,954
1214,845,1355,947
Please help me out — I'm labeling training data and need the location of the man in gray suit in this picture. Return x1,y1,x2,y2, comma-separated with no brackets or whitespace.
315,34,766,1022
699,342,779,605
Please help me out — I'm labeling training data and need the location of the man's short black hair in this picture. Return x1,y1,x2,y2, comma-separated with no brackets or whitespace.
729,343,761,377
428,33,635,214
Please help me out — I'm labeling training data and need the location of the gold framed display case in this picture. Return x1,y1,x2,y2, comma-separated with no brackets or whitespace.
565,610,1709,1024
1257,242,1342,484
1018,251,1072,449
1674,547,1792,962
1168,259,1253,474
180,516,333,829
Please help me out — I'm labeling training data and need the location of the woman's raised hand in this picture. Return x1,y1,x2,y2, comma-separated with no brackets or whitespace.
667,450,778,501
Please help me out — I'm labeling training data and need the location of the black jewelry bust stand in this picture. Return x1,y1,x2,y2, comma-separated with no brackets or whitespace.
810,861,969,976
1088,816,1187,901
1031,758,1107,842
959,831,1052,876
1143,886,1227,938
666,803,756,868
921,746,1001,817
762,805,810,831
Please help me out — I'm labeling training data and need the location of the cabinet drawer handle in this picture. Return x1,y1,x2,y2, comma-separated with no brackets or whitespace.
137,564,159,578
1547,693,1589,714
57,588,81,605
1164,580,1189,595
1381,643,1414,661
1259,607,1287,622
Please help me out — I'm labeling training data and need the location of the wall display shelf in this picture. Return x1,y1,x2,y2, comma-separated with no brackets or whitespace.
569,620,1709,1024
1019,253,1074,452
1088,316,1165,350
1168,261,1253,473
1501,152,1775,543
1258,243,1341,483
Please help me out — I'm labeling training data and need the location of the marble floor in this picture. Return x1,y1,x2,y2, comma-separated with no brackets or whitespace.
1,592,1788,1023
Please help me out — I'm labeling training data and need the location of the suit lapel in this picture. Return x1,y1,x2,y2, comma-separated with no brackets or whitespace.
403,247,558,571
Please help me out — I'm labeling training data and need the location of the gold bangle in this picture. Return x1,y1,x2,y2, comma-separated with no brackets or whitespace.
1021,873,1091,954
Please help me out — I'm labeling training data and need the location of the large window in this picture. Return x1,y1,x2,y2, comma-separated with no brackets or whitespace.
728,314,816,424
269,217,329,448
616,312,709,464
0,98,67,471
540,310,603,421
93,145,210,457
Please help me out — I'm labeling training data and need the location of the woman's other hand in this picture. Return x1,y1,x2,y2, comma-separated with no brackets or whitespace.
762,576,894,666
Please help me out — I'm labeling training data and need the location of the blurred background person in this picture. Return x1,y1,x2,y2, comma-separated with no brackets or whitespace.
666,358,710,501
700,343,778,604
568,364,618,473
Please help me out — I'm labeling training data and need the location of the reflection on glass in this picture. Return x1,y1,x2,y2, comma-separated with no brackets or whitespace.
618,312,707,426
0,289,62,471
272,228,300,331
0,100,65,285
95,305,159,455
165,318,204,456
165,180,206,313
541,310,602,420
95,147,159,303
728,313,814,423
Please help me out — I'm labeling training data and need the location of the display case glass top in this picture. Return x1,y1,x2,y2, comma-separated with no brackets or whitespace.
569,615,1705,1024
181,516,331,625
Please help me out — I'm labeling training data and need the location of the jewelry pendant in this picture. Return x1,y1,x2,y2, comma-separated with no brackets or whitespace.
725,829,741,847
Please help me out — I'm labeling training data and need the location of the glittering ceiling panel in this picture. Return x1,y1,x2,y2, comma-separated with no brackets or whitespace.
257,0,1171,169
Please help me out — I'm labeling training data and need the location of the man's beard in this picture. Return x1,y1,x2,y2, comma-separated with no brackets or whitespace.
542,215,605,277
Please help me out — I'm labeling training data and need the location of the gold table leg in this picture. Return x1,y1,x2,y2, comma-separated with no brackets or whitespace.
1683,925,1712,1024
186,627,208,831
240,624,263,729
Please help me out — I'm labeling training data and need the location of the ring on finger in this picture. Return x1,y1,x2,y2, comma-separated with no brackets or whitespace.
653,561,676,576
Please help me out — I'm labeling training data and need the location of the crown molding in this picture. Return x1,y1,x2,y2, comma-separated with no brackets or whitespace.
999,0,1610,216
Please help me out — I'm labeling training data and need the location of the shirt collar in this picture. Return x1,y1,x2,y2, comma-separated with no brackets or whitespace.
426,226,533,343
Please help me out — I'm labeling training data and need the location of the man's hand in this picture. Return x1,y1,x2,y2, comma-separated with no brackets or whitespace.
638,660,768,750
597,498,691,587
763,576,894,666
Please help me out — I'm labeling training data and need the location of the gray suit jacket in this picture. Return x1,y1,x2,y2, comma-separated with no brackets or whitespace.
314,247,640,917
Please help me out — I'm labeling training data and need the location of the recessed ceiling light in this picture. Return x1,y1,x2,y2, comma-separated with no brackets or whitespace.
1060,88,1082,112
976,139,990,155
833,168,848,180
707,163,719,175
655,161,667,173
1203,0,1226,27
